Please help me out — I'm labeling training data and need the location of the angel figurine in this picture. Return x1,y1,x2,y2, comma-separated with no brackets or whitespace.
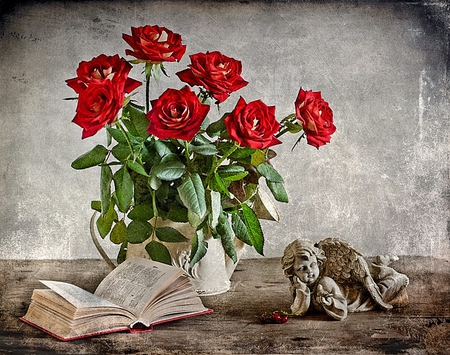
281,238,409,321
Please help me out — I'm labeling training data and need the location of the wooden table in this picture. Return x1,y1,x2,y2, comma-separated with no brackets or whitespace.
0,257,448,354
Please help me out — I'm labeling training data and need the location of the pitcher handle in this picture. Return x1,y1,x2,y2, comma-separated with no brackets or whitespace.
90,211,116,270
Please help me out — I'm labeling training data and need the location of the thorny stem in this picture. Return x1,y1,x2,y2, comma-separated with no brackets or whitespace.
275,113,301,138
184,140,191,163
151,189,158,218
291,132,306,151
275,126,291,138
145,63,153,113
214,143,239,172
115,120,133,148
150,213,160,241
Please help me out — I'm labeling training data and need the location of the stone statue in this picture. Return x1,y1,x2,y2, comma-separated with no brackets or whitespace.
281,238,409,321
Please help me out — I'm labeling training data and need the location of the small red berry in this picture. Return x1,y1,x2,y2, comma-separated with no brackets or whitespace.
259,311,288,324
271,312,282,323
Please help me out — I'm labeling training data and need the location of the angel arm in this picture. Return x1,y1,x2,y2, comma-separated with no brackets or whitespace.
314,277,348,321
290,277,311,316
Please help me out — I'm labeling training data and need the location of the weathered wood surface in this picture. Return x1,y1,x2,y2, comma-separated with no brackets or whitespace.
0,257,448,354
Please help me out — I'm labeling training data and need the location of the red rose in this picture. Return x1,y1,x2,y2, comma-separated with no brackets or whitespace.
146,86,210,141
72,80,122,139
176,51,248,103
295,88,336,149
66,54,141,96
224,97,281,149
122,25,186,63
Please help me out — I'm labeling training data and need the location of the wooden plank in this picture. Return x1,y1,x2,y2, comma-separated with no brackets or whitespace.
0,257,448,354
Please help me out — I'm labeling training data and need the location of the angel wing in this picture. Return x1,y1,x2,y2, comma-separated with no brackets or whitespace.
315,238,393,310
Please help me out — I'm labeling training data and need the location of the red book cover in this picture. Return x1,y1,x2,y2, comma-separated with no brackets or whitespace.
19,308,213,341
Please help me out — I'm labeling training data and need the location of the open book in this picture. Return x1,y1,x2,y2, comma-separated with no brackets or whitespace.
20,257,212,341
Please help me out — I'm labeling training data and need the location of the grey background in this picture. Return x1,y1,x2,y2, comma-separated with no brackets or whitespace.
0,0,448,260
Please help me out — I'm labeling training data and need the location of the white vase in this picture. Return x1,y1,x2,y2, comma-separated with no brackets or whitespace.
91,188,277,295
126,219,245,296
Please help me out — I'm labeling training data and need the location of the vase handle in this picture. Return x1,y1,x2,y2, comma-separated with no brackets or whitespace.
90,211,117,270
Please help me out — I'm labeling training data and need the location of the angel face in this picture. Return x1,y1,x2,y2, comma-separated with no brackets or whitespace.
293,254,320,286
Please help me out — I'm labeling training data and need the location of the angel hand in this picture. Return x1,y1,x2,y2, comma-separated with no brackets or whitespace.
316,284,333,306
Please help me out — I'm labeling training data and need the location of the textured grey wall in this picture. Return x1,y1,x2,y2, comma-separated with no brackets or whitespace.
0,1,448,260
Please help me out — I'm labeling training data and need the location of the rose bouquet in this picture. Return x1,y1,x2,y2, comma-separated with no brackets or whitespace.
67,25,336,267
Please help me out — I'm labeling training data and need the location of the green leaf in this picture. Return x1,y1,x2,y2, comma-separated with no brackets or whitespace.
107,127,128,144
134,174,152,205
110,219,127,244
113,166,134,212
111,143,132,162
154,140,173,157
224,172,249,181
189,229,208,266
257,162,284,183
100,165,113,216
206,115,227,137
152,161,186,181
155,181,169,202
145,240,172,265
189,143,219,156
128,204,154,221
187,210,202,228
220,168,249,182
122,103,150,139
126,220,153,243
160,153,180,163
248,149,267,167
267,181,289,203
71,145,108,170
231,213,252,246
148,174,162,190
285,120,303,134
216,212,237,263
96,203,118,238
166,203,188,223
117,242,127,264
231,148,256,160
155,226,189,243
127,160,149,177
212,173,230,197
177,173,207,220
152,63,166,82
91,200,102,212
217,165,245,176
209,190,222,229
241,204,264,255
193,134,212,145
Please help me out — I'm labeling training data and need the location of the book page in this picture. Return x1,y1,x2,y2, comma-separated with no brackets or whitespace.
94,258,183,316
40,280,125,310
